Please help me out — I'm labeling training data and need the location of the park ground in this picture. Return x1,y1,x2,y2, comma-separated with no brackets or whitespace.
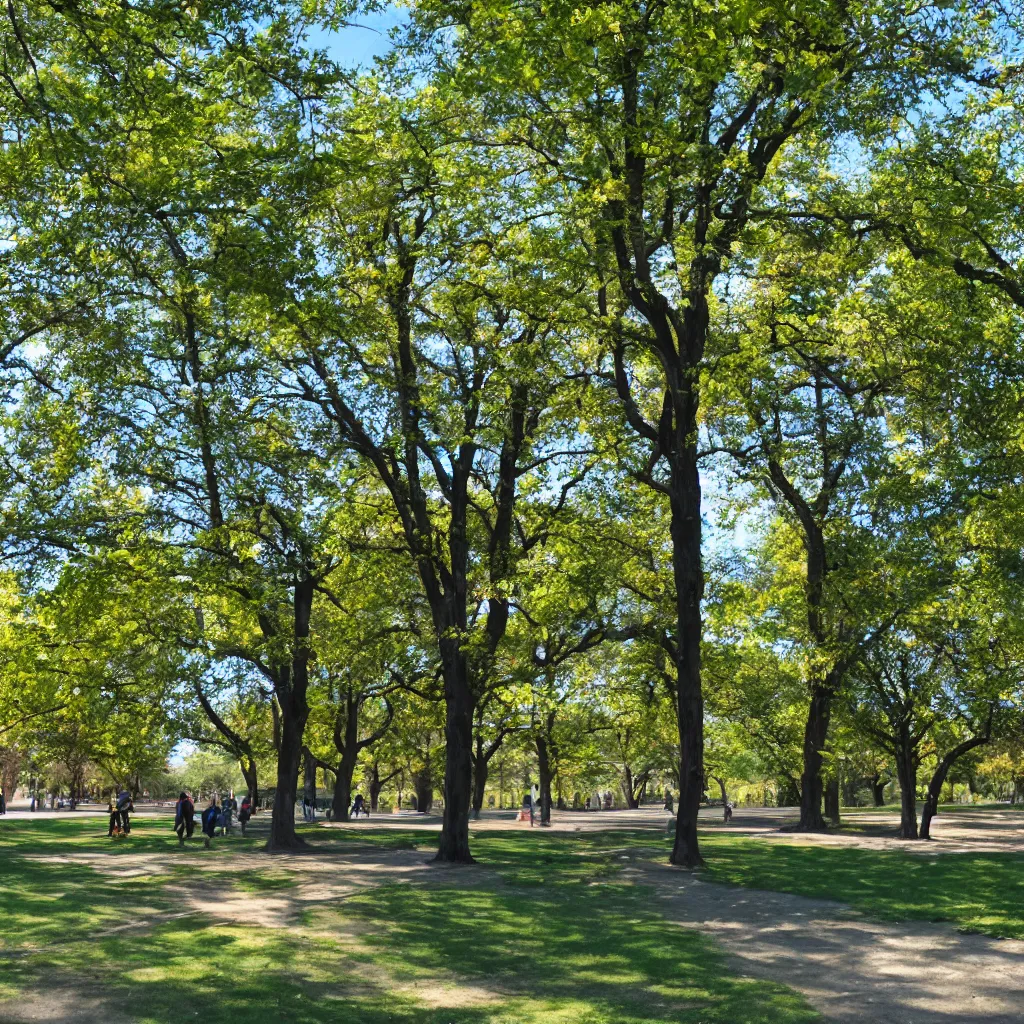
0,805,1022,1024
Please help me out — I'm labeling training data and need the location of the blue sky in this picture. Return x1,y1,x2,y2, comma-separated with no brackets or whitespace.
305,7,408,67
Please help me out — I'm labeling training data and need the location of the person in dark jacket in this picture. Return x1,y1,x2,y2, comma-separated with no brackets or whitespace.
350,794,368,818
174,791,195,843
238,795,252,836
116,790,133,835
201,796,219,848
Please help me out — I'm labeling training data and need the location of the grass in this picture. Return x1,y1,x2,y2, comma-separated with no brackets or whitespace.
699,835,1024,939
304,818,1024,938
0,815,821,1024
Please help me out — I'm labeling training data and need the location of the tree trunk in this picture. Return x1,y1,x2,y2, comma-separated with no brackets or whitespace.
240,755,258,810
303,747,317,810
435,641,473,861
331,748,358,823
414,772,434,814
668,441,705,868
621,763,640,809
920,729,992,840
798,682,832,830
711,774,728,807
871,775,886,807
536,734,553,824
471,754,488,819
368,764,383,811
269,705,306,849
267,576,314,852
824,776,840,825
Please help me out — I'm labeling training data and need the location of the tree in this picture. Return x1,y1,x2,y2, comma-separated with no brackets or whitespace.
410,0,1000,865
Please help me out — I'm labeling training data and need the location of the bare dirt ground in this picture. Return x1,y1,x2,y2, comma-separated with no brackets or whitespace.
631,860,1024,1024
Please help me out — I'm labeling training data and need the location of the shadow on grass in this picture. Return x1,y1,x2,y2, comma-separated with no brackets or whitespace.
700,836,1024,938
336,881,820,1024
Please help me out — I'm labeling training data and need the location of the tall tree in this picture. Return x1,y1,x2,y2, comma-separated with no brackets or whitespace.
411,0,1000,864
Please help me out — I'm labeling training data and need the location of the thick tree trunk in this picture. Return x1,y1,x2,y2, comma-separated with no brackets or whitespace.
669,442,705,868
331,749,358,822
894,724,918,839
414,771,434,814
435,642,474,861
267,576,314,852
331,692,362,822
798,683,832,830
621,763,639,809
897,767,918,839
871,775,886,807
269,708,306,849
824,776,840,825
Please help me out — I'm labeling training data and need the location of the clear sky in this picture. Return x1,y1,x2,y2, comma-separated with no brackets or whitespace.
305,7,408,67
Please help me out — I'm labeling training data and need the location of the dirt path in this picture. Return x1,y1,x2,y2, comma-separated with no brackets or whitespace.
632,860,1024,1024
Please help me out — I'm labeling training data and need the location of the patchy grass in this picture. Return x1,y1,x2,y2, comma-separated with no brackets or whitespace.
698,835,1024,939
0,816,821,1024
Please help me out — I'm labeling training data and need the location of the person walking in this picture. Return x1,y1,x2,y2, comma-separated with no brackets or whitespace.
201,795,219,849
238,794,252,836
0,788,6,815
174,791,195,843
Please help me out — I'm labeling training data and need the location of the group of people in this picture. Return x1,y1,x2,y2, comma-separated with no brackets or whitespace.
107,790,134,836
175,791,253,847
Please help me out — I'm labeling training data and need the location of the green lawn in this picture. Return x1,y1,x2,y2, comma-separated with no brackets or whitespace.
305,820,1024,940
0,816,819,1024
699,835,1024,939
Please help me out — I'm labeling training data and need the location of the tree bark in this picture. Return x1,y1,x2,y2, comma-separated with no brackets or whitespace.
798,682,832,830
824,776,840,825
471,754,488,819
369,765,383,811
303,746,317,810
414,772,434,814
435,639,473,859
669,440,705,868
871,775,886,807
267,576,314,851
331,748,358,822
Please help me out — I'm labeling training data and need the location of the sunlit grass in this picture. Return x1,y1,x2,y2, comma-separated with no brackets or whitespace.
698,836,1024,939
0,816,822,1023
